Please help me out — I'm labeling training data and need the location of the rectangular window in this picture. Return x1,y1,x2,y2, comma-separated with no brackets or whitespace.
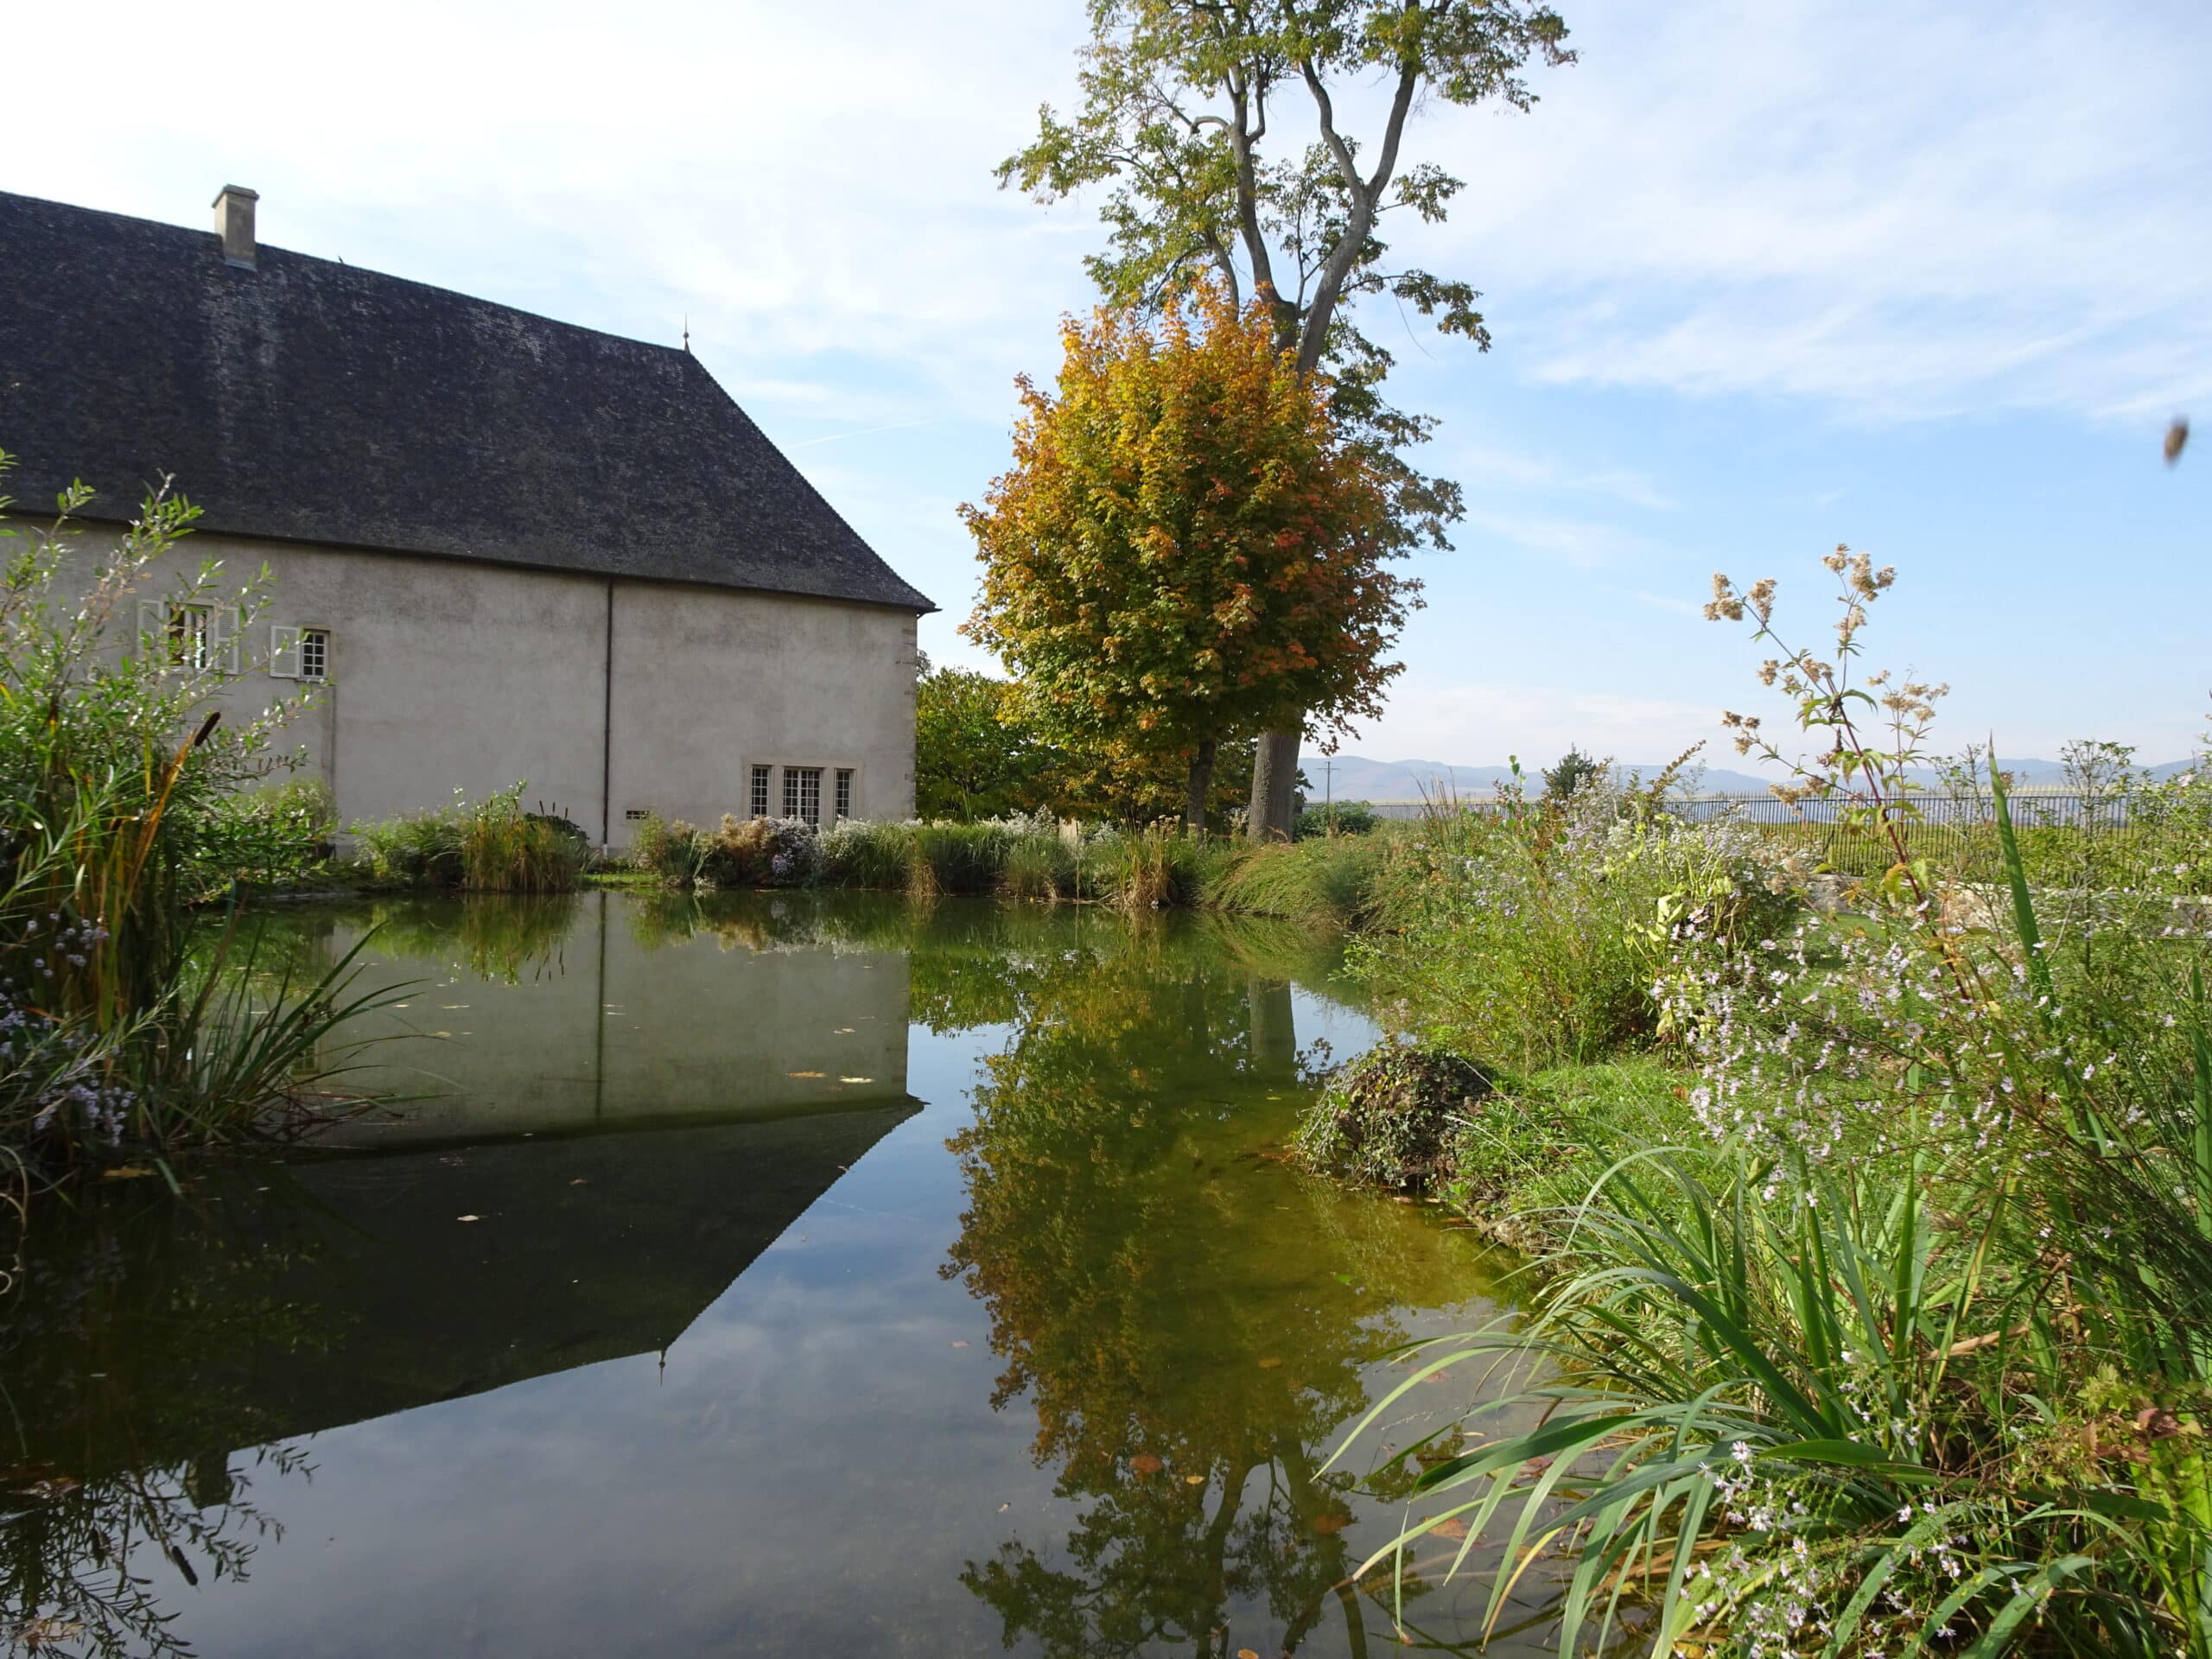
168,603,213,671
783,766,822,828
145,601,238,673
750,765,772,819
297,628,329,682
624,807,649,822
835,769,854,821
270,624,330,682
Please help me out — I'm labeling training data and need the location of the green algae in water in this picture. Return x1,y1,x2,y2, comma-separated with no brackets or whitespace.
0,894,1561,1657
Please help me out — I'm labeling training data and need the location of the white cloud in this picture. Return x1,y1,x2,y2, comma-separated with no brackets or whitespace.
1410,0,2212,420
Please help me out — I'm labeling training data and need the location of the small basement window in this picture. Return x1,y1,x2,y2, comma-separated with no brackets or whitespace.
750,765,772,819
624,808,650,822
783,766,823,829
835,769,854,821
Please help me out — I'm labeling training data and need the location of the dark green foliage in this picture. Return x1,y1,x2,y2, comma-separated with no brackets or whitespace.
1294,798,1381,838
914,655,1056,821
1294,1044,1494,1193
1540,746,1603,800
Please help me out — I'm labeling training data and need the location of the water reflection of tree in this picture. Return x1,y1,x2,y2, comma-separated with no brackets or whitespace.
3,1446,303,1657
944,926,1484,1656
0,1183,331,1656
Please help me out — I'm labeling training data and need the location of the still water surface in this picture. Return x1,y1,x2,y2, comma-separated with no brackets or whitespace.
3,893,1552,1657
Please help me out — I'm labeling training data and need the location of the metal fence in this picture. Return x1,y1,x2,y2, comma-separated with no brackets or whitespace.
1361,791,2160,881
1654,792,2152,880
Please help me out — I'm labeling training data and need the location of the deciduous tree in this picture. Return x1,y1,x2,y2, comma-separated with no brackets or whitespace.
961,285,1412,830
1001,0,1575,837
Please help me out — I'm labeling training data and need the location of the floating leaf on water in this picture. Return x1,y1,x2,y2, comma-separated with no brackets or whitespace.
569,1179,588,1186
787,1071,825,1078
1184,1474,1205,1485
98,1166,155,1181
1428,1516,1470,1540
1239,1649,1261,1658
997,1503,1009,1513
835,1027,855,1033
456,1214,481,1223
950,1340,970,1349
1255,1357,1283,1370
838,1077,874,1084
1128,1453,1165,1476
1311,1511,1351,1535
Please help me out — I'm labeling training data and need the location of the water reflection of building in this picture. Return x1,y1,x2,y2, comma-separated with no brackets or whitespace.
4,890,921,1478
320,890,914,1143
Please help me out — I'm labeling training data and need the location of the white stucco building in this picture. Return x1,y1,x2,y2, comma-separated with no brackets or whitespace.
0,184,932,846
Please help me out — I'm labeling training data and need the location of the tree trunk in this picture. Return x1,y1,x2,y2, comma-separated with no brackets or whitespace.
1246,728,1298,841
1185,737,1217,832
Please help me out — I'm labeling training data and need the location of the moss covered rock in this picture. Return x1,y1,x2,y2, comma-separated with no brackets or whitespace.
1294,1045,1495,1193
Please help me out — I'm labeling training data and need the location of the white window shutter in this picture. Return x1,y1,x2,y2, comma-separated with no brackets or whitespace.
215,607,241,674
270,625,302,679
137,600,164,664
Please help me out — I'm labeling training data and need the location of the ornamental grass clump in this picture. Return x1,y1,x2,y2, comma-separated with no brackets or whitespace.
1333,553,2212,1658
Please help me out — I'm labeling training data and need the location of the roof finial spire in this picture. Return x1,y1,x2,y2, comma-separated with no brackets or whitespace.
682,315,690,353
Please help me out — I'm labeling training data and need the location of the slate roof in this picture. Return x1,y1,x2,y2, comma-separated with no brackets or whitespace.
0,188,933,612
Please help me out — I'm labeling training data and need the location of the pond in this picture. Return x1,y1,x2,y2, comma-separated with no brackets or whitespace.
2,893,1560,1657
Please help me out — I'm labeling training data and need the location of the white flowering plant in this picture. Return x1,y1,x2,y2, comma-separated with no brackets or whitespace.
1333,556,2212,1657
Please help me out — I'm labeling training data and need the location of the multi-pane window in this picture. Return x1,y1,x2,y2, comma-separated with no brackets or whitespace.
143,601,238,673
269,625,327,682
834,769,854,822
783,766,823,828
750,765,772,819
167,604,213,670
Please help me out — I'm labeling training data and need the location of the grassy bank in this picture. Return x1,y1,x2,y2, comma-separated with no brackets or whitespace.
1293,569,2212,1658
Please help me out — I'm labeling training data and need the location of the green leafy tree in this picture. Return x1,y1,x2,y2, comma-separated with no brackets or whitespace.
1001,0,1575,837
1540,745,1603,801
914,653,1060,821
963,285,1413,831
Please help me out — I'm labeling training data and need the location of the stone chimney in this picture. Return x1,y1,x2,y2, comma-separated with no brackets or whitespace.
212,184,259,268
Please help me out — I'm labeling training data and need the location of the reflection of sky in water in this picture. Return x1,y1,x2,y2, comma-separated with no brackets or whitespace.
13,897,1548,1658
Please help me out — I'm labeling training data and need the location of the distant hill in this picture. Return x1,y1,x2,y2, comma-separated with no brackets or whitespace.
1301,753,2196,803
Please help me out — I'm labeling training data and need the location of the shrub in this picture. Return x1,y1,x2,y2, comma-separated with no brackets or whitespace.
1350,773,1795,1067
1207,834,1395,925
0,452,384,1181
631,813,708,889
1294,1044,1493,1192
353,798,467,887
1089,822,1210,911
913,821,1015,895
461,791,588,893
1293,798,1380,838
820,819,918,891
700,815,820,888
998,830,1075,902
353,785,584,893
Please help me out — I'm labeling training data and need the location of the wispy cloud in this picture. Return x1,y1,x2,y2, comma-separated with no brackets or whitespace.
1414,0,2212,421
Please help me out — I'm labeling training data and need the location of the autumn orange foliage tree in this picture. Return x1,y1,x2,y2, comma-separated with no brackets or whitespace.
961,284,1414,830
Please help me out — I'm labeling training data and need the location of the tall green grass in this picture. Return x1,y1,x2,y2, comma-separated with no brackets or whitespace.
1324,561,2212,1656
352,785,587,893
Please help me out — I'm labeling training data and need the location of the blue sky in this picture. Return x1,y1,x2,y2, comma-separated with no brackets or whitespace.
12,0,2209,768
